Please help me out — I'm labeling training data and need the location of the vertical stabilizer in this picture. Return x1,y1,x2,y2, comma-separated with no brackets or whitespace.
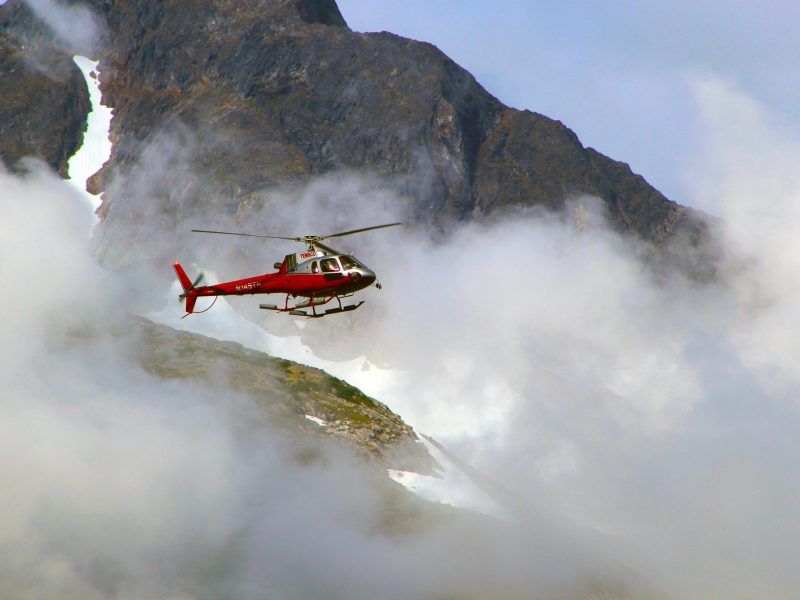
173,262,193,292
173,261,199,315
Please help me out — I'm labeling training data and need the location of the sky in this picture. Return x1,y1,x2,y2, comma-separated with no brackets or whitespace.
338,0,800,205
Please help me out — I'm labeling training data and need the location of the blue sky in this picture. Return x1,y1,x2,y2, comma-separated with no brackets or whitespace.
337,0,800,205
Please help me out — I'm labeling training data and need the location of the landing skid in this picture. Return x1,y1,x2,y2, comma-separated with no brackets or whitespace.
259,293,364,318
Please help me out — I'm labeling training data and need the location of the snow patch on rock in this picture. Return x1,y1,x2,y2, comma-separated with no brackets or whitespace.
67,55,112,213
304,414,328,427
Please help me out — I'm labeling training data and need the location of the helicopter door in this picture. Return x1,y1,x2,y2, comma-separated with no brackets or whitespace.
320,257,343,281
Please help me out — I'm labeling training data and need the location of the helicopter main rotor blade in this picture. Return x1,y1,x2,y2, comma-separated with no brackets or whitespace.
192,223,403,246
312,240,341,256
191,229,299,241
321,222,403,240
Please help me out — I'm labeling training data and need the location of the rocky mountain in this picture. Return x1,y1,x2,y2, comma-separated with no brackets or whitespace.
1,0,709,271
0,1,89,177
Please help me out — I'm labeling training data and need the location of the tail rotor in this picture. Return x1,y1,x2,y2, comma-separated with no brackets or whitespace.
173,262,203,315
179,273,204,299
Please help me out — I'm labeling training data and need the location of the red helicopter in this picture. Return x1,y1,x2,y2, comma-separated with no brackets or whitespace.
173,222,401,318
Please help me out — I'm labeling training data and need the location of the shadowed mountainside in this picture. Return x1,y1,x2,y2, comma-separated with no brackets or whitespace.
0,2,90,177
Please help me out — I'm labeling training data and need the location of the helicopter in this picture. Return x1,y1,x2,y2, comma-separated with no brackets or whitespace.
173,222,401,318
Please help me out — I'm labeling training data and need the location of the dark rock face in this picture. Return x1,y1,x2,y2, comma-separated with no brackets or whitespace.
473,111,690,239
0,3,90,177
3,0,707,267
294,0,347,26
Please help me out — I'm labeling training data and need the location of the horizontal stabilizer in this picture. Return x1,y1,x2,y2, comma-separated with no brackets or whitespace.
185,294,197,315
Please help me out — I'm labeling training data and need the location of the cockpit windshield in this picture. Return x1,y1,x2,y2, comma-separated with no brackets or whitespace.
339,255,363,270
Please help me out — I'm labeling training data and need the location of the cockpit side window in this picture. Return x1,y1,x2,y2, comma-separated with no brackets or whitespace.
320,258,340,272
311,261,320,274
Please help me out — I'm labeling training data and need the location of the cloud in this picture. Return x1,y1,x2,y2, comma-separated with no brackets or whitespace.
168,77,800,598
23,0,104,56
687,76,800,385
1,161,644,599
355,80,800,598
0,161,251,597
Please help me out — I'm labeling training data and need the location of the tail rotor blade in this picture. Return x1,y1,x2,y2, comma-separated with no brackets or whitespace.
180,273,204,298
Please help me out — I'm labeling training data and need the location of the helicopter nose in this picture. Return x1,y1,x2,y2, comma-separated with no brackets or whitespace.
347,268,376,289
361,270,376,286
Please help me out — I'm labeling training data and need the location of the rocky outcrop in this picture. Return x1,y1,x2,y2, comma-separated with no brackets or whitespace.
131,316,435,472
0,3,90,176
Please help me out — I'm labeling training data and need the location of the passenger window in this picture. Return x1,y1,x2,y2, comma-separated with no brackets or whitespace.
320,258,340,272
311,261,319,274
